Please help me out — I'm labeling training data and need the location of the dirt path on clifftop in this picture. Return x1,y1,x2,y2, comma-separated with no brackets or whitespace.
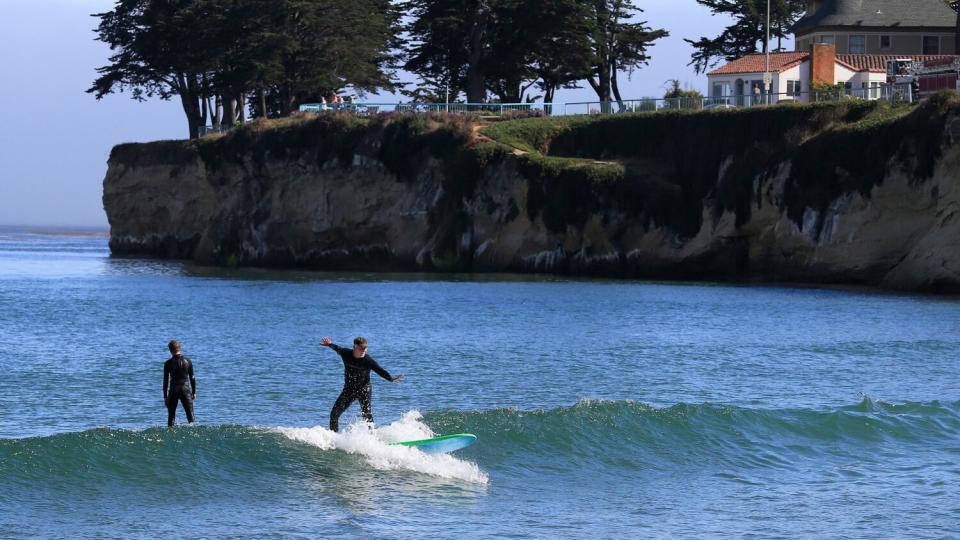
473,122,619,165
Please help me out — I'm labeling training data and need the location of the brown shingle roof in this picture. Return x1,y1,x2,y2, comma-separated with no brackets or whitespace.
707,52,810,75
792,0,956,34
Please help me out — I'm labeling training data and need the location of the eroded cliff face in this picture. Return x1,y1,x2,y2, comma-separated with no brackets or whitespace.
104,101,960,292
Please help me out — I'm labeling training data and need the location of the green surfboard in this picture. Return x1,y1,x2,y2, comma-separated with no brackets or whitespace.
389,433,477,454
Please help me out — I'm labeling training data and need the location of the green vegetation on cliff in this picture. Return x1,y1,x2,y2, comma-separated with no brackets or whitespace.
111,93,959,252
479,94,958,238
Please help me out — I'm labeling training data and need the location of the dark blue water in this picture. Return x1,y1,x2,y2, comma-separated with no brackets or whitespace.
1,227,958,538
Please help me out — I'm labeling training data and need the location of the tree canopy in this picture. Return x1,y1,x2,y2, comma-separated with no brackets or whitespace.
402,0,666,104
586,0,668,105
91,0,674,135
685,0,805,74
90,0,400,138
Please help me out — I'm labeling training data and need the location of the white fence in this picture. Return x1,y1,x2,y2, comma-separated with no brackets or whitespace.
561,84,914,115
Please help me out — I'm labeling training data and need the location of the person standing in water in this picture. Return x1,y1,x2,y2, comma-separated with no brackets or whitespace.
163,340,196,427
321,336,404,432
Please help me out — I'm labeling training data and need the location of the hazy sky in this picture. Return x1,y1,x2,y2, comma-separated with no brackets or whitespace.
0,0,768,228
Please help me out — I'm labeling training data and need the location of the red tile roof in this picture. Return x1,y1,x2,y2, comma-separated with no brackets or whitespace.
708,52,809,75
710,52,960,76
836,54,959,72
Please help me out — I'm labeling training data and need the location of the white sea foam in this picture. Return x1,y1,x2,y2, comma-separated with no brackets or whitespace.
275,410,488,484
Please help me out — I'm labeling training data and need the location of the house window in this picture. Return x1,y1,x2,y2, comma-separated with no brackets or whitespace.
711,82,731,98
787,80,802,96
849,35,865,54
821,35,835,45
923,36,940,55
880,35,891,50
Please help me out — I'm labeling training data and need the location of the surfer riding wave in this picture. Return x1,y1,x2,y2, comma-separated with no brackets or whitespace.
321,336,404,432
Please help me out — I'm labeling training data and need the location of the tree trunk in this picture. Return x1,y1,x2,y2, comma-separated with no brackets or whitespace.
496,75,523,103
611,64,624,110
213,95,222,128
223,95,236,127
280,84,295,116
237,93,246,123
591,0,612,111
175,73,202,139
544,84,556,115
520,80,537,103
257,87,267,118
465,2,491,103
595,65,610,101
178,93,200,139
597,62,611,112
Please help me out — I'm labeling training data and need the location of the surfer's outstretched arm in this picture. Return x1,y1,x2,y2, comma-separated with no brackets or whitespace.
364,356,395,382
321,336,346,354
363,356,404,383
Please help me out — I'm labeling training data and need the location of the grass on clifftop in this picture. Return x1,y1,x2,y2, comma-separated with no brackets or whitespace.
478,95,956,238
111,94,959,247
111,112,478,183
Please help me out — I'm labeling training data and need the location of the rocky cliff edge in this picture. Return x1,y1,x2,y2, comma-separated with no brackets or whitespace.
103,95,960,293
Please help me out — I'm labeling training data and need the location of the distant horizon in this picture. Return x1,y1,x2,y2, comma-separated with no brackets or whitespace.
0,223,109,232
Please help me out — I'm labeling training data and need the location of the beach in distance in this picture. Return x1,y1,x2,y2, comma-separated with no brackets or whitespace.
1,228,957,538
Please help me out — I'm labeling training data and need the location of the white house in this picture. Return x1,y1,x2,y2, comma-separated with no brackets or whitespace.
707,44,956,103
707,0,959,103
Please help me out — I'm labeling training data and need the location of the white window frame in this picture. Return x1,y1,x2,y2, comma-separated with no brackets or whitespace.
849,35,865,54
787,80,802,97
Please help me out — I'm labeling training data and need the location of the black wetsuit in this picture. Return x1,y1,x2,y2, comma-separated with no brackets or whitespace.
163,354,196,427
325,343,395,432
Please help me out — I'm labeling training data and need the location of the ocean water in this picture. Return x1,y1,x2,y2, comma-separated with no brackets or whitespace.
0,227,958,538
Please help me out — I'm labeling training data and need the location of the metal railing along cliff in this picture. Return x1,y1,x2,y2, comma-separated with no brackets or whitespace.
197,84,918,135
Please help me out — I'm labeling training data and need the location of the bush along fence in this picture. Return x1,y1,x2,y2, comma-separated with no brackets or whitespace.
197,84,920,135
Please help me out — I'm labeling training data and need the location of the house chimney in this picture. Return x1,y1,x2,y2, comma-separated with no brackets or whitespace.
810,43,836,85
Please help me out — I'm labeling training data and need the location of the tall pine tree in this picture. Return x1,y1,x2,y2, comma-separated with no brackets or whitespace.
586,0,668,106
90,0,400,137
404,0,664,105
685,0,805,74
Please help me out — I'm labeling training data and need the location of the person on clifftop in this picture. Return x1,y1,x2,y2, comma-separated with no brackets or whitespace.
320,336,404,432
